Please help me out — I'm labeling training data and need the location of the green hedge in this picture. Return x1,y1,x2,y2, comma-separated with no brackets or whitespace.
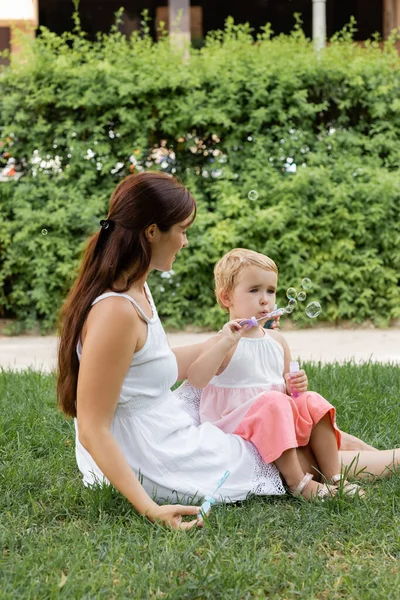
1,16,400,331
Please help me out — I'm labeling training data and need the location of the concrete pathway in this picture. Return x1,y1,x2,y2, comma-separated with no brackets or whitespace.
0,329,399,372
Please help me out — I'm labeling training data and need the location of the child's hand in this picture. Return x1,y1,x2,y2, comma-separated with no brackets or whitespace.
270,316,281,330
219,319,249,346
285,369,308,395
264,315,281,330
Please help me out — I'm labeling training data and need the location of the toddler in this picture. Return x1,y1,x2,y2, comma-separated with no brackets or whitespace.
188,248,363,500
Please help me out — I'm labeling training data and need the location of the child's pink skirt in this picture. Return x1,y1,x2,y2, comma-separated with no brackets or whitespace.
232,391,341,463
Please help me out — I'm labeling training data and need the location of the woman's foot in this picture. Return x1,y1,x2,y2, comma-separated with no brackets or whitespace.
328,474,366,497
289,473,336,500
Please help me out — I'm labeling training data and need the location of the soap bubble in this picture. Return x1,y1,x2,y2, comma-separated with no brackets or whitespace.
297,291,307,302
286,287,297,300
301,278,312,290
248,190,259,201
285,298,297,314
285,299,297,314
305,301,322,318
41,229,48,236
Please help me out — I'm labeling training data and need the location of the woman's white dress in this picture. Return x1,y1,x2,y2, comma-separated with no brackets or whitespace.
74,284,285,503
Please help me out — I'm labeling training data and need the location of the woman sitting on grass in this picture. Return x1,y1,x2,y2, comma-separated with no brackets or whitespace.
57,172,400,530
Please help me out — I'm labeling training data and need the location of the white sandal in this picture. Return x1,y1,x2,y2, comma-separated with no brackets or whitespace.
290,473,333,500
329,474,364,497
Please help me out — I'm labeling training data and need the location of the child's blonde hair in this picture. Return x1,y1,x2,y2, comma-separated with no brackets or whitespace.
214,248,278,311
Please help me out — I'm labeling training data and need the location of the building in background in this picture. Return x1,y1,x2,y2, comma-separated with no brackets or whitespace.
1,1,400,60
0,1,38,65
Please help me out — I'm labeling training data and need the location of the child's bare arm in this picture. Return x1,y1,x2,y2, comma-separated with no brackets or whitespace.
187,320,246,389
172,336,219,381
267,330,308,395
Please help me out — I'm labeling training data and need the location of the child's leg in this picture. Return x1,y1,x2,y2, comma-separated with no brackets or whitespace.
296,445,322,481
308,414,341,480
339,448,400,479
274,447,334,500
308,414,366,495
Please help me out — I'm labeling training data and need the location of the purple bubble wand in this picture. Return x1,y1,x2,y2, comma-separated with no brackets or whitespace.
239,307,286,329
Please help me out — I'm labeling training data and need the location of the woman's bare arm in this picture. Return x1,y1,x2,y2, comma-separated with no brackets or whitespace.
77,298,160,515
77,298,201,528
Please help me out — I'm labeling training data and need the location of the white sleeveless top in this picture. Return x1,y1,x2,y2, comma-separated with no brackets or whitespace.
74,285,285,503
77,284,178,412
200,330,286,433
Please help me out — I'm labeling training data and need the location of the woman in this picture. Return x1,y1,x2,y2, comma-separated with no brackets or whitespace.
58,172,400,530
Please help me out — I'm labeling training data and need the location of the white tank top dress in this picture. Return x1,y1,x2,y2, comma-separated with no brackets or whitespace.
200,330,341,465
74,284,285,503
200,330,286,433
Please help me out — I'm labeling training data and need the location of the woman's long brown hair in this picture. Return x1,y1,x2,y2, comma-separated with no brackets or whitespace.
57,172,196,417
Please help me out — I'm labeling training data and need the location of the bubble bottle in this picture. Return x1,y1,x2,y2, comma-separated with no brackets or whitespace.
289,360,300,398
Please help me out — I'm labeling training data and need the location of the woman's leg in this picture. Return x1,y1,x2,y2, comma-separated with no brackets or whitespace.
340,430,377,451
339,448,400,479
295,443,400,485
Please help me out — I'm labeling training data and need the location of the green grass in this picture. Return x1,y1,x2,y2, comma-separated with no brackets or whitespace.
0,363,399,599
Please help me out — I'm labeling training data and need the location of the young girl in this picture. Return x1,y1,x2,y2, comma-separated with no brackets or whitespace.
188,248,363,500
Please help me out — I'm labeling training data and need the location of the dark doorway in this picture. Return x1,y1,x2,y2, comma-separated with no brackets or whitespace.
38,0,167,39
195,1,313,39
37,0,383,42
327,0,383,40
0,27,11,66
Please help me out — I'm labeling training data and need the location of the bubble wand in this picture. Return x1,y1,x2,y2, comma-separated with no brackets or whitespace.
199,470,231,515
239,307,286,329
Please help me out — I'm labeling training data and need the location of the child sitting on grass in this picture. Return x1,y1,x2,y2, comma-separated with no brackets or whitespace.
188,248,364,500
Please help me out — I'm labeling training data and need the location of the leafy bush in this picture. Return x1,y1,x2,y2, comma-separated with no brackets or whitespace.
1,15,400,331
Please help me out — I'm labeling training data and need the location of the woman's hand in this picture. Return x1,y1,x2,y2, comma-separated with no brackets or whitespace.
285,369,308,395
147,504,204,530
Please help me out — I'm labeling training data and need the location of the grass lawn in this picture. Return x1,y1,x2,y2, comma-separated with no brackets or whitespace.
0,363,399,599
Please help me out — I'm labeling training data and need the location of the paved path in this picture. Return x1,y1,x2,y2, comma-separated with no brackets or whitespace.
1,329,399,372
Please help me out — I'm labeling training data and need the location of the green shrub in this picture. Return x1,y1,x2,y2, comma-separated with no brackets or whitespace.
1,16,400,330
